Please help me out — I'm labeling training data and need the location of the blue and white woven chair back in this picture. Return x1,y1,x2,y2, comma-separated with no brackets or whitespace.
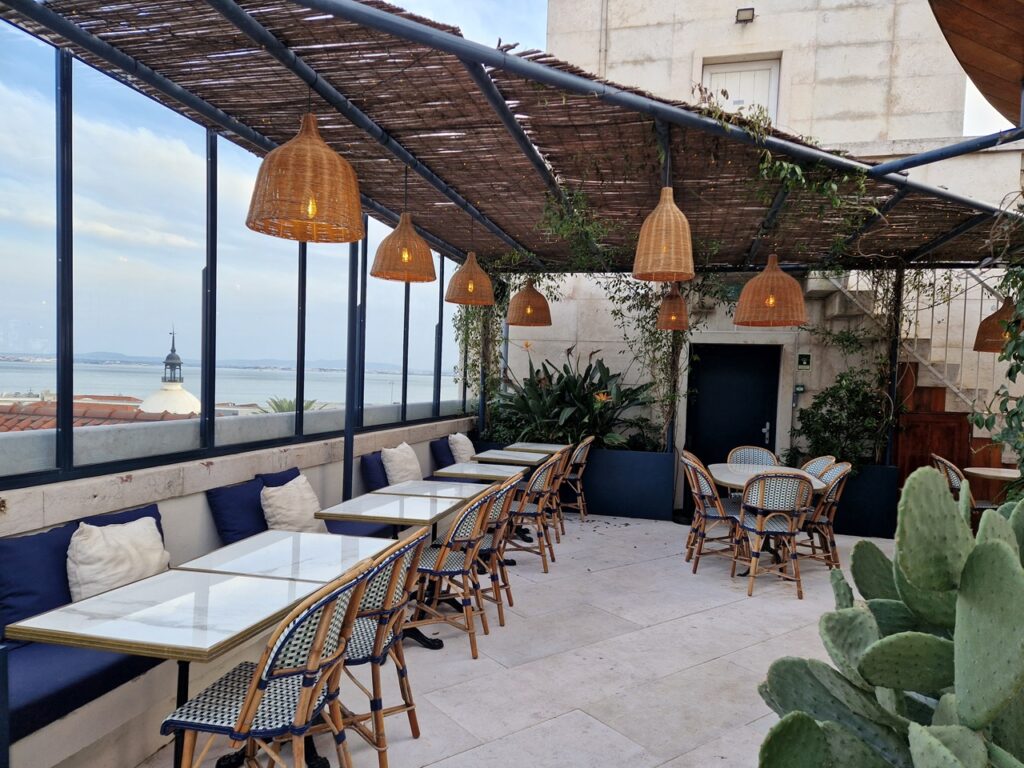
359,531,428,614
451,488,497,541
682,453,717,505
743,473,813,513
527,456,558,494
488,478,518,524
263,564,369,682
728,445,779,466
801,455,835,477
820,462,852,503
931,455,963,493
389,529,430,606
570,437,594,466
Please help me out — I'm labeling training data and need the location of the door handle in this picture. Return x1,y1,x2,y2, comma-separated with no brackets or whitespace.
761,421,771,445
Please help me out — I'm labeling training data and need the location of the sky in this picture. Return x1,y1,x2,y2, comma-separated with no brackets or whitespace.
0,0,1013,371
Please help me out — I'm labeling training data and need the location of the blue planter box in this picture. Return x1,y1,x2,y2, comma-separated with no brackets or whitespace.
835,464,899,539
581,448,676,520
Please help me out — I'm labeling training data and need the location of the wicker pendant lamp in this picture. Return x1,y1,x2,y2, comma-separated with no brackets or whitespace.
371,167,435,282
445,252,494,305
507,279,551,326
974,296,1016,352
246,112,364,243
734,254,807,327
633,187,695,282
656,284,689,331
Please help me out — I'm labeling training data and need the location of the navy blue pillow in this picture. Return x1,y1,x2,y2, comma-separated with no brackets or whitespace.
205,479,268,545
429,438,456,470
257,467,300,488
360,452,389,491
0,522,77,637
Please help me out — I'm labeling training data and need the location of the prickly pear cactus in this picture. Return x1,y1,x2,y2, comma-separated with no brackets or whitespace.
757,466,1024,768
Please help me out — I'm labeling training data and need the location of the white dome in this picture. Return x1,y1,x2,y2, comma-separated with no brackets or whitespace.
139,381,201,415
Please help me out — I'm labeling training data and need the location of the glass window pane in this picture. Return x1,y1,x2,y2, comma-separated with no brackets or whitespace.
362,218,405,426
0,24,57,475
215,138,298,446
303,244,348,435
72,59,204,466
405,254,440,421
440,256,465,416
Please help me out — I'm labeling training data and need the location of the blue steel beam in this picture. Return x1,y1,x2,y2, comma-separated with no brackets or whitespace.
868,126,1024,177
843,188,911,248
748,183,792,262
906,213,992,263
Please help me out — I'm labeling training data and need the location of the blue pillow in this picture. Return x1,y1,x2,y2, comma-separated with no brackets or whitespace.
205,479,267,545
0,522,77,637
360,452,389,491
429,438,456,470
257,467,300,488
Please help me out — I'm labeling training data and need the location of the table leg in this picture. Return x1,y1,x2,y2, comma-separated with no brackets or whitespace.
402,627,444,650
174,661,190,768
1,644,9,768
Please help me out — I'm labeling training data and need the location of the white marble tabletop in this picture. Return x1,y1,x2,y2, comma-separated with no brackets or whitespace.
472,449,549,466
372,479,490,499
5,569,321,662
177,530,390,585
964,466,1021,482
504,442,570,454
708,463,826,492
433,462,526,481
317,493,466,526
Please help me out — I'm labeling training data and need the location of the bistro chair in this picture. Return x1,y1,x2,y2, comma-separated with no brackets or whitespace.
800,455,836,477
561,436,596,522
734,473,814,599
475,476,522,627
508,453,561,573
727,446,780,466
797,461,851,569
340,530,430,768
406,486,497,659
547,446,574,541
681,450,740,573
930,453,996,526
160,559,373,768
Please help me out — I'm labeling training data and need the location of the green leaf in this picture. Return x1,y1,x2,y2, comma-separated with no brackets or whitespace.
851,541,900,600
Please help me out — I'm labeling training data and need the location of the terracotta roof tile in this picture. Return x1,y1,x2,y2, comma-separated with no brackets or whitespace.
0,401,197,432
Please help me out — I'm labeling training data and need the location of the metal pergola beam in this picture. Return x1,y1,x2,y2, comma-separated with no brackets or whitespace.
205,0,532,258
290,0,1016,221
843,188,910,248
3,0,470,265
748,183,791,262
869,126,1024,176
905,213,992,263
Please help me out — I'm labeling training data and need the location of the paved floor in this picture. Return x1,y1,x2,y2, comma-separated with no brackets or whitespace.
140,516,870,768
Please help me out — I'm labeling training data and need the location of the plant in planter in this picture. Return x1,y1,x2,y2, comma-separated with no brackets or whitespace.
756,466,1024,767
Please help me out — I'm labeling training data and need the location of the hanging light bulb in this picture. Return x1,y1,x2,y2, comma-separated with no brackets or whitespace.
633,187,695,282
734,253,807,327
974,296,1016,353
507,278,552,326
656,284,689,331
247,113,363,243
446,252,494,306
371,166,435,282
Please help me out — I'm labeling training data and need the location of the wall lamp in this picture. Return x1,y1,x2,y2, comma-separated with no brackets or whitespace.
735,7,755,23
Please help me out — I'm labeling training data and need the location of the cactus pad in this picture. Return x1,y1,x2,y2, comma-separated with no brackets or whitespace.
932,694,959,726
989,743,1024,768
832,568,855,609
908,723,985,767
758,712,831,767
851,541,900,601
894,551,957,629
820,608,880,690
867,599,920,637
858,632,954,695
820,720,897,768
977,509,1019,551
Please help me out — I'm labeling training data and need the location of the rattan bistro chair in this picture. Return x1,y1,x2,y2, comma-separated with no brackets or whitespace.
734,473,814,600
798,461,851,570
727,446,780,466
800,455,836,477
160,560,373,768
340,530,430,768
544,447,574,542
508,453,561,573
681,450,740,573
561,436,596,522
475,476,522,627
931,454,996,525
406,487,497,659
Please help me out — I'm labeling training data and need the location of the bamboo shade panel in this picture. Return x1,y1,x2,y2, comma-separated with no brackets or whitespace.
445,252,494,305
507,279,552,326
734,254,807,327
974,296,1016,353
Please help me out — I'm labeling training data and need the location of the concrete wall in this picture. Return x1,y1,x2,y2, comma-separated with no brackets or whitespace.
2,414,473,768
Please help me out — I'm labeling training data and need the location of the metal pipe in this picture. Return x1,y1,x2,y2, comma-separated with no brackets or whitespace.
356,218,368,428
906,213,991,262
200,129,218,449
1,644,8,768
870,126,1024,176
205,0,531,256
55,48,74,471
401,283,410,422
289,0,1016,218
843,188,910,248
749,183,790,261
294,242,307,436
342,239,359,500
359,195,464,262
432,256,444,417
885,266,905,467
655,119,671,187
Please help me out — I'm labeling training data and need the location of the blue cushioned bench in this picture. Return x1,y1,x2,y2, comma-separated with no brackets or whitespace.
0,505,166,745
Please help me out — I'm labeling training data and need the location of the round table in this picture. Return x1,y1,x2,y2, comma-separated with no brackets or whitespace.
964,466,1021,483
708,463,826,492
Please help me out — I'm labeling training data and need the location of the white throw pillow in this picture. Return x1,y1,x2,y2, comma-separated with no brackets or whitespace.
67,517,170,602
261,475,328,533
381,442,423,484
449,433,475,464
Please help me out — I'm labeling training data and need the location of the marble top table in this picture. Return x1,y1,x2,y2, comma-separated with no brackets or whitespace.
964,466,1021,482
472,449,549,466
177,530,390,585
433,462,527,481
708,463,826,492
317,492,466,527
372,479,489,500
504,442,570,454
5,568,321,663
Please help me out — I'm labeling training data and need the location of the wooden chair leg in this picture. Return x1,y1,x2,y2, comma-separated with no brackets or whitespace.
747,535,764,597
392,643,420,739
691,528,706,574
461,574,479,659
791,543,804,600
499,558,514,607
488,556,506,627
179,731,197,768
536,522,549,573
291,734,305,768
370,662,388,768
543,518,557,563
472,573,490,636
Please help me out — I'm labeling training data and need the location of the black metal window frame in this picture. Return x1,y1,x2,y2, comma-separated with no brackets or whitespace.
0,39,470,493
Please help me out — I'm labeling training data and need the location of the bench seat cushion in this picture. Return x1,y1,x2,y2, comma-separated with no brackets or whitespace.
7,641,161,743
324,520,391,538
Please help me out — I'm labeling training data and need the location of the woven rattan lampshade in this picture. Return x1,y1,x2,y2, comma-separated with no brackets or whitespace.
656,285,689,331
734,254,807,327
507,279,551,326
370,212,436,282
445,252,494,305
633,187,695,282
974,296,1016,352
246,113,364,243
